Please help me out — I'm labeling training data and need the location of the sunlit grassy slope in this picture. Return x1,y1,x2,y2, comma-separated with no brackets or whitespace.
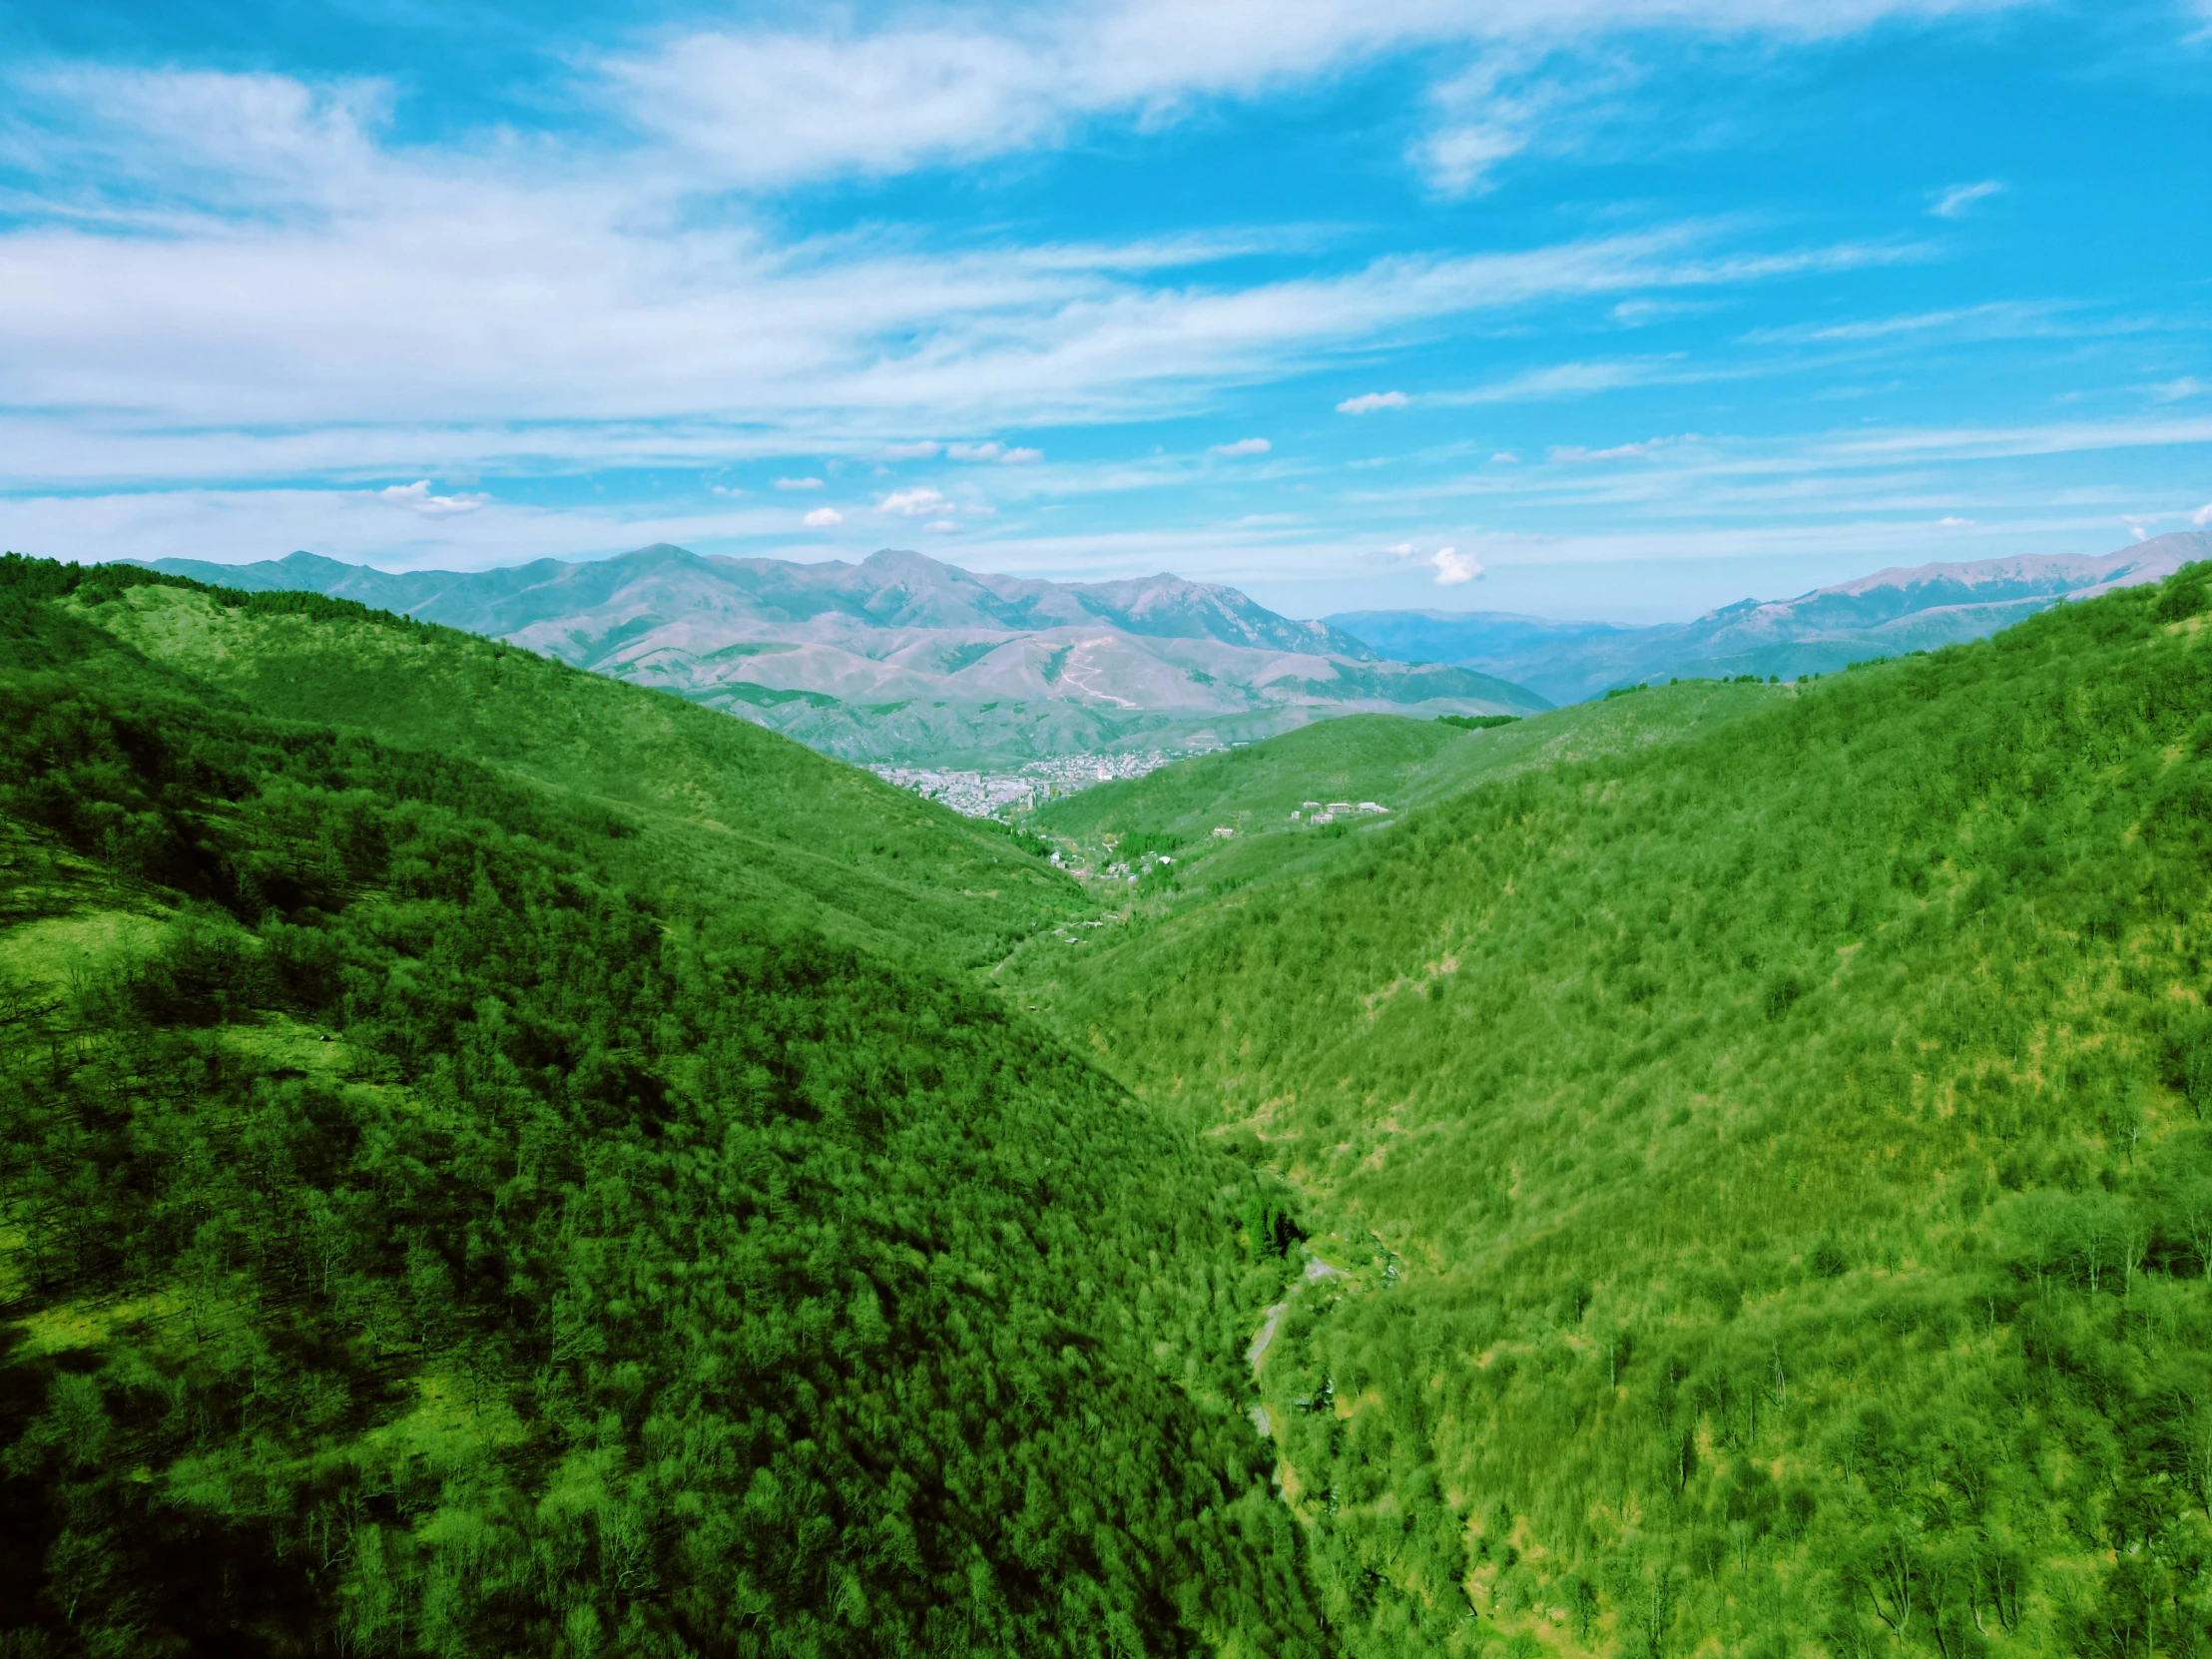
1034,687,1780,846
1025,577,2212,1656
70,574,1075,967
0,558,1325,1656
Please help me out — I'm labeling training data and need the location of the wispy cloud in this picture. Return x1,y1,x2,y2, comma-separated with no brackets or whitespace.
775,476,826,489
1338,390,1409,413
1549,434,1687,462
1928,179,2003,219
602,2,2017,193
946,441,1043,462
1430,356,1702,404
1211,437,1273,456
1738,300,2065,345
0,61,1934,496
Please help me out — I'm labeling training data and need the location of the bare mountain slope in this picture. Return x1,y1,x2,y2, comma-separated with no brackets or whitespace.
141,544,1546,762
1332,532,2208,703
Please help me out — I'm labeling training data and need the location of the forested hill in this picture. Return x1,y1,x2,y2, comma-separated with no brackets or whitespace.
53,564,1074,969
0,556,1327,1655
1016,568,2212,1654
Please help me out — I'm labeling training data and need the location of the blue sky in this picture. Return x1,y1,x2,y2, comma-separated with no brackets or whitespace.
0,0,2206,622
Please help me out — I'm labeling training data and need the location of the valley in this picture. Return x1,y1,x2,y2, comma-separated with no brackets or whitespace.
6,550,2212,1655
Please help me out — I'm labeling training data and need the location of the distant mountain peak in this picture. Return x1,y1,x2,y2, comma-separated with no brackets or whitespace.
127,542,1544,759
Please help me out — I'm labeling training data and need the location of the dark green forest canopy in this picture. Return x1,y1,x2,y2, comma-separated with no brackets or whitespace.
32,556,1077,969
0,557,1325,1657
1016,568,2212,1655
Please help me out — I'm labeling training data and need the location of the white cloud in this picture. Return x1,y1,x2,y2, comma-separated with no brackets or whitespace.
1929,180,2002,219
802,506,842,527
1338,390,1409,413
1431,546,1481,584
1489,451,1520,463
604,3,2003,193
2148,377,2208,403
1212,437,1272,456
878,441,941,459
1740,300,2063,345
1938,515,1973,526
878,486,951,516
378,479,488,516
945,440,1044,463
2125,517,2149,541
1549,435,1683,462
923,519,960,533
0,56,1936,496
710,483,744,496
2193,502,2212,527
1380,539,1482,584
776,476,826,490
1432,356,1700,404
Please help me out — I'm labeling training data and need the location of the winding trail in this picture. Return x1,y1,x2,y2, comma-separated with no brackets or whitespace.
1245,1255,1345,1437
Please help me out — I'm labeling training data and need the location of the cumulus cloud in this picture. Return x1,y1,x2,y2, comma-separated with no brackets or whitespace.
1211,437,1272,456
1337,390,1408,413
1382,541,1481,585
1929,180,2002,219
2196,502,2212,527
377,479,488,516
1489,451,1520,463
776,476,826,489
802,506,843,527
1430,547,1481,584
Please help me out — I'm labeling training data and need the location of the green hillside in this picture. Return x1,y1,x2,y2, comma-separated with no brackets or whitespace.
1034,687,1779,849
1022,577,2212,1654
18,546,2212,1657
0,559,1324,1656
64,570,1075,968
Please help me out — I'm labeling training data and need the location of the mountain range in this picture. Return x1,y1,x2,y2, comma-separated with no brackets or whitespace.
1330,531,2209,704
140,544,1546,763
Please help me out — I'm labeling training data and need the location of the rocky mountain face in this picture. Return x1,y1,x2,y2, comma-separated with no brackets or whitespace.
1330,533,2209,704
144,544,1547,762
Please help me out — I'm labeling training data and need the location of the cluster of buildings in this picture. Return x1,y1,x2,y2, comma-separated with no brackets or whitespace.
1292,800,1388,825
869,750,1185,819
